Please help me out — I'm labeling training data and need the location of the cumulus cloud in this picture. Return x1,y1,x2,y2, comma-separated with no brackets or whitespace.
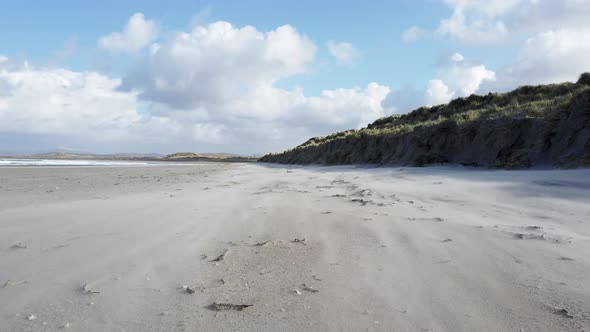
511,0,590,33
327,40,360,65
497,28,590,87
192,123,226,144
1,18,393,154
429,0,590,91
436,0,590,45
98,13,159,53
290,83,391,130
385,53,495,111
120,21,388,136
436,6,509,45
428,53,495,104
435,0,521,44
426,80,454,105
401,26,428,42
121,21,316,115
442,0,522,17
0,58,178,148
440,54,495,96
450,52,464,62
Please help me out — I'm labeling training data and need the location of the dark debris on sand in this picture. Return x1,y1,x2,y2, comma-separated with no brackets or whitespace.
208,302,253,311
209,250,228,262
291,238,306,245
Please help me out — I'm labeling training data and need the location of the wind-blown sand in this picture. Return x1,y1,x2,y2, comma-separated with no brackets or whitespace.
1,163,589,331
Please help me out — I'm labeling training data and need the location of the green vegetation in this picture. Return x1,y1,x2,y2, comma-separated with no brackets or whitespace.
261,73,590,168
296,76,590,150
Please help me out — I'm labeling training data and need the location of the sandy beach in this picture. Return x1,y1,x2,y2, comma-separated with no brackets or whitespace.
1,163,589,331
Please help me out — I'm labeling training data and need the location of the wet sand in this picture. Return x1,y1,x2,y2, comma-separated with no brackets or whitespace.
1,163,589,331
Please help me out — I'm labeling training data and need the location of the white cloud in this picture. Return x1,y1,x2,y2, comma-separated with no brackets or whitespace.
327,40,360,65
427,53,495,104
512,0,590,33
451,52,464,62
401,26,428,42
121,21,317,116
436,7,509,45
290,83,391,130
385,53,496,110
499,28,590,87
430,0,590,90
1,20,393,154
442,0,523,17
426,80,454,105
192,123,226,144
98,13,159,53
120,21,389,135
436,0,590,45
439,60,496,97
0,59,176,144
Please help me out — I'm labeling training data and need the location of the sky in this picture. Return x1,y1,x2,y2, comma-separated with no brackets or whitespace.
1,0,589,155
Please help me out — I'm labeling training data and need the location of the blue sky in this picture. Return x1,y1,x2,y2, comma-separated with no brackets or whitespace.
1,0,451,90
1,0,589,154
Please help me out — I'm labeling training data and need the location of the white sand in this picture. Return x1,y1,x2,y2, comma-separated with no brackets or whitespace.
1,163,589,331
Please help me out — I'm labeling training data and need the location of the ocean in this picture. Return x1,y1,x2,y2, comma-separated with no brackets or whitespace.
0,158,154,167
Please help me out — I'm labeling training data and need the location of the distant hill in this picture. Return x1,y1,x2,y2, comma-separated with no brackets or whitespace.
3,152,164,160
2,152,258,163
260,73,590,168
163,152,258,162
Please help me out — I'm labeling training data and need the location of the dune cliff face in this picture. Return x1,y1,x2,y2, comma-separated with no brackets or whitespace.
260,75,590,168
